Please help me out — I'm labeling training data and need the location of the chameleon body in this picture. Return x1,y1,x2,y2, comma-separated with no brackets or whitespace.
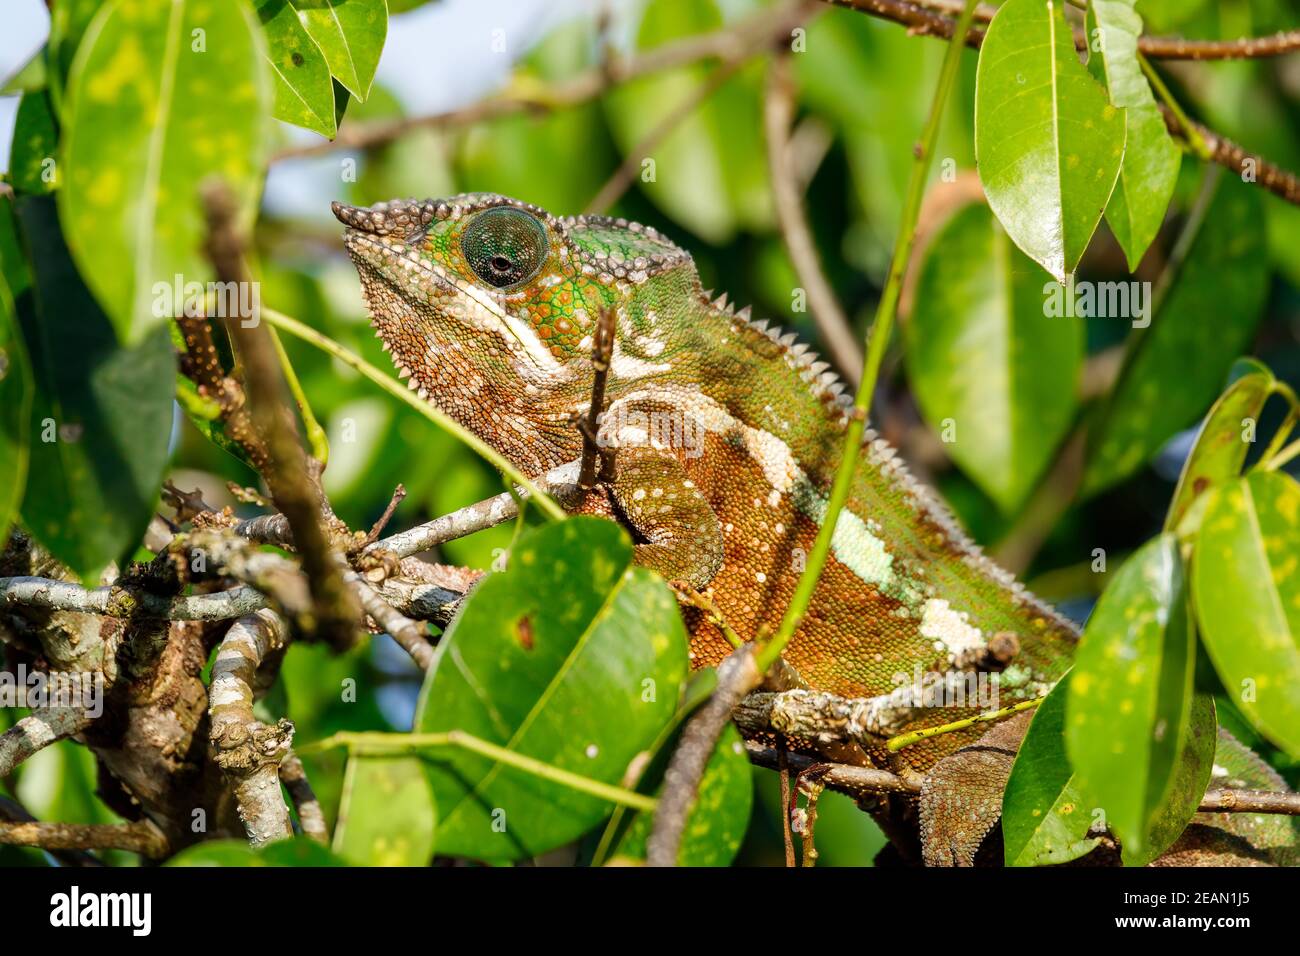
337,193,1300,864
334,192,1078,776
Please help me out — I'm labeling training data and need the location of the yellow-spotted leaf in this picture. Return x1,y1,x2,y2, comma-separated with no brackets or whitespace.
1193,472,1300,758
1086,1,1180,270
1066,534,1196,865
290,0,387,103
414,517,689,861
975,0,1125,281
333,756,435,866
255,0,337,137
1002,673,1100,867
1165,359,1273,538
60,0,272,343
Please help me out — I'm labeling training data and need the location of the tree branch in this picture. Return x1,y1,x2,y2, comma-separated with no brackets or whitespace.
279,751,329,845
208,610,295,847
0,707,93,778
0,819,169,858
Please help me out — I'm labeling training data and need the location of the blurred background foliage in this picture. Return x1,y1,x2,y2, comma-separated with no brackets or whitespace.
2,0,1300,865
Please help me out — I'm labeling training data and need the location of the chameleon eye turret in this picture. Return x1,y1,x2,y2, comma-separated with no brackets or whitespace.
461,206,548,290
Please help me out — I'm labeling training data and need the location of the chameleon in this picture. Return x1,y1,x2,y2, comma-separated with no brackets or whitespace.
334,192,1296,864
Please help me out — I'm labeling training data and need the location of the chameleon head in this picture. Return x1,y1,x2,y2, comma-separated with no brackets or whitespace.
334,193,697,454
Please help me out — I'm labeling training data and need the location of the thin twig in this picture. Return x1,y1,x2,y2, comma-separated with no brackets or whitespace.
344,569,435,670
203,183,360,651
577,307,617,488
584,56,752,215
757,0,983,673
763,52,863,384
831,0,1300,60
272,1,816,162
0,797,102,866
821,0,1300,209
279,751,329,844
647,644,763,866
778,743,796,867
360,485,407,549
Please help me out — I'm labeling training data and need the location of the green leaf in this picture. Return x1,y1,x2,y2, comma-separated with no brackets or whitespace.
8,91,61,196
255,0,337,137
290,0,387,103
167,838,348,866
1002,672,1101,867
47,0,103,113
975,0,1125,281
610,724,751,867
603,0,771,242
1085,3,1180,270
1194,472,1300,758
1,50,48,96
414,517,689,861
1143,692,1217,861
10,195,175,581
1165,359,1273,538
595,671,752,867
906,203,1082,513
59,0,272,344
0,247,33,545
333,756,436,866
1066,534,1196,865
1082,175,1269,497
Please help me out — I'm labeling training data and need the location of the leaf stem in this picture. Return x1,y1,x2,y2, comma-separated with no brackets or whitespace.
268,325,330,466
755,0,981,673
1139,53,1213,161
886,696,1044,751
304,730,657,812
261,306,567,521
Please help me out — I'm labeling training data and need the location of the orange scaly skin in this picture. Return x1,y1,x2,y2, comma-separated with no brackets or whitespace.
334,193,1078,774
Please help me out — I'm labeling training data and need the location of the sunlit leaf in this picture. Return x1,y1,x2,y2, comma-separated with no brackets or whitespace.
60,0,271,343
290,0,387,102
906,203,1082,513
167,838,348,866
414,517,689,861
1002,673,1100,867
333,756,436,866
1194,472,1300,758
1086,2,1180,270
597,671,752,867
1164,358,1273,537
255,0,337,137
975,0,1125,281
1066,534,1196,865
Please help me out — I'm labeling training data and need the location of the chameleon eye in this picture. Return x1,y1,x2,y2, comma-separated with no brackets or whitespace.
461,207,548,290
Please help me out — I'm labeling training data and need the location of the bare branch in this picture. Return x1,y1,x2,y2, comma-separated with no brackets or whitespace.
764,53,863,384
202,182,360,651
0,797,102,866
344,569,436,670
272,1,817,162
208,610,295,847
833,0,1300,60
279,751,329,844
0,707,93,778
0,819,169,858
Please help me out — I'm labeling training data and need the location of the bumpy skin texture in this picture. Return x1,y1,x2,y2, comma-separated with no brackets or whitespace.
335,193,1079,774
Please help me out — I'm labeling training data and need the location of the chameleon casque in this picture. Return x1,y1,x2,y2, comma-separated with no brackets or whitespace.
335,192,1296,865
